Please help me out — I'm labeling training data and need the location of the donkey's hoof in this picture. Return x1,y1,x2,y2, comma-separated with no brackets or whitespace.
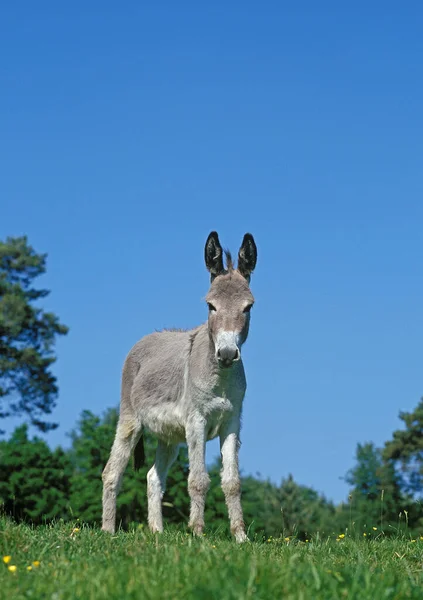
234,530,249,544
101,524,115,534
148,525,164,534
188,523,204,537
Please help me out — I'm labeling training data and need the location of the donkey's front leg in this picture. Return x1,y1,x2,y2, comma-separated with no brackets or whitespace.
186,419,210,536
220,418,247,543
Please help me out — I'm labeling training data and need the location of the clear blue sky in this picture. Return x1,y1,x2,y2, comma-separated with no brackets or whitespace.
1,2,422,503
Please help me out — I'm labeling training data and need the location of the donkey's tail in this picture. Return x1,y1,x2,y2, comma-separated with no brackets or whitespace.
133,434,145,471
121,352,145,471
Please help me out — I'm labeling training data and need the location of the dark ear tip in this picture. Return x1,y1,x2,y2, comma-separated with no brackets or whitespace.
206,231,220,245
205,231,224,275
242,233,257,250
238,233,257,278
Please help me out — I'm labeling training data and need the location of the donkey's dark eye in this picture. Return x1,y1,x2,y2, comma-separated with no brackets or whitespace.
207,303,217,312
243,304,253,313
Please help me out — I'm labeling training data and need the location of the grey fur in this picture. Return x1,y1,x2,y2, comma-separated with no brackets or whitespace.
102,232,257,542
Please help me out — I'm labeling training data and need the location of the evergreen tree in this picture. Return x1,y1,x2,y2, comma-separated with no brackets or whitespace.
0,424,71,522
0,236,68,432
240,474,282,537
344,442,412,533
67,409,119,523
383,399,423,499
68,409,191,528
278,474,335,539
206,465,336,540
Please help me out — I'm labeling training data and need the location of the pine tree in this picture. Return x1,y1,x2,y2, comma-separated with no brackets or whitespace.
344,442,410,534
0,236,68,432
0,424,72,523
383,399,423,499
68,409,191,528
278,474,335,539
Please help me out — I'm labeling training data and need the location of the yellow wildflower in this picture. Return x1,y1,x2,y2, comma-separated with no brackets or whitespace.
8,565,17,573
363,533,367,537
3,556,11,564
32,561,40,568
72,528,80,533
305,539,309,543
372,527,377,531
212,545,216,549
410,539,416,543
284,537,290,542
338,534,345,539
27,566,33,571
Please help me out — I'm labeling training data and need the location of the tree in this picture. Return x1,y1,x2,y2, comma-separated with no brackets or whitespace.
0,424,72,523
68,409,191,528
206,465,336,540
383,399,423,499
0,236,68,432
67,409,118,524
344,442,413,533
277,474,335,539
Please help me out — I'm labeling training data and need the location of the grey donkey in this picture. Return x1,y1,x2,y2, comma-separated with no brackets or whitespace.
102,231,257,542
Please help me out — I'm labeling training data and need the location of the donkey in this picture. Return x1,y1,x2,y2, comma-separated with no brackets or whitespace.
102,231,257,542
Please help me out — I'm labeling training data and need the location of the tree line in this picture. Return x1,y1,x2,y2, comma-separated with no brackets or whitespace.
0,403,422,538
0,236,422,538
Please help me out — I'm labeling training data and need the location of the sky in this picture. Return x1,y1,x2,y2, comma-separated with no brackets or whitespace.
1,1,422,504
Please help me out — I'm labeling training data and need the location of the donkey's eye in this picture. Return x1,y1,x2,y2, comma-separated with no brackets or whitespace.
243,304,253,313
207,303,217,312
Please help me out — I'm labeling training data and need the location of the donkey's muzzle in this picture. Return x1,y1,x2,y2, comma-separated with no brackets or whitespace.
216,346,240,368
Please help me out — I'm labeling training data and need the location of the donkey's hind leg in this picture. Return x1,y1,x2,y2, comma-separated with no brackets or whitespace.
102,418,141,533
147,441,179,533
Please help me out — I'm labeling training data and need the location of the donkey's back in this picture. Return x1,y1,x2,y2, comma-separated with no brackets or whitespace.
122,328,196,442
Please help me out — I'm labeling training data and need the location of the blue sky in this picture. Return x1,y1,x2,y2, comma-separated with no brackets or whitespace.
1,2,422,503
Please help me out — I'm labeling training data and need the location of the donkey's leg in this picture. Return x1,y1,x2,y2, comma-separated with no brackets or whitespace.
186,419,210,536
102,418,141,534
220,417,247,543
147,441,179,533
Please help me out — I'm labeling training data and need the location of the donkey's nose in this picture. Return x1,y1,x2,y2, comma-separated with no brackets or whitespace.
216,346,240,368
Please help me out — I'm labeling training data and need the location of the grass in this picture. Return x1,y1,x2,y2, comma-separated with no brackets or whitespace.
1,519,422,599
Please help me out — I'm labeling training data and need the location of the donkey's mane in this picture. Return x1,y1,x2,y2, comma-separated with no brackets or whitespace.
158,325,203,336
224,249,234,272
157,328,190,333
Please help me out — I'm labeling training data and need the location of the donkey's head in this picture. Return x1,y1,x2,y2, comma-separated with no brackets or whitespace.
204,232,257,368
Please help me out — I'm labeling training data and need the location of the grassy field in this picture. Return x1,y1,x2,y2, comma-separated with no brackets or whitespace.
1,518,422,599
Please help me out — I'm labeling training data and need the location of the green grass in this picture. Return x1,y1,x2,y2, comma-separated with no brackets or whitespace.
1,519,422,599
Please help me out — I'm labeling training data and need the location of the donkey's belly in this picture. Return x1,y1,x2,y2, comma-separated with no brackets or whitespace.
205,396,234,441
142,404,186,444
142,397,235,443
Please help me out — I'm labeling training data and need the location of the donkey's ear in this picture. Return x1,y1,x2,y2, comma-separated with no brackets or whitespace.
205,231,224,278
238,233,257,280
